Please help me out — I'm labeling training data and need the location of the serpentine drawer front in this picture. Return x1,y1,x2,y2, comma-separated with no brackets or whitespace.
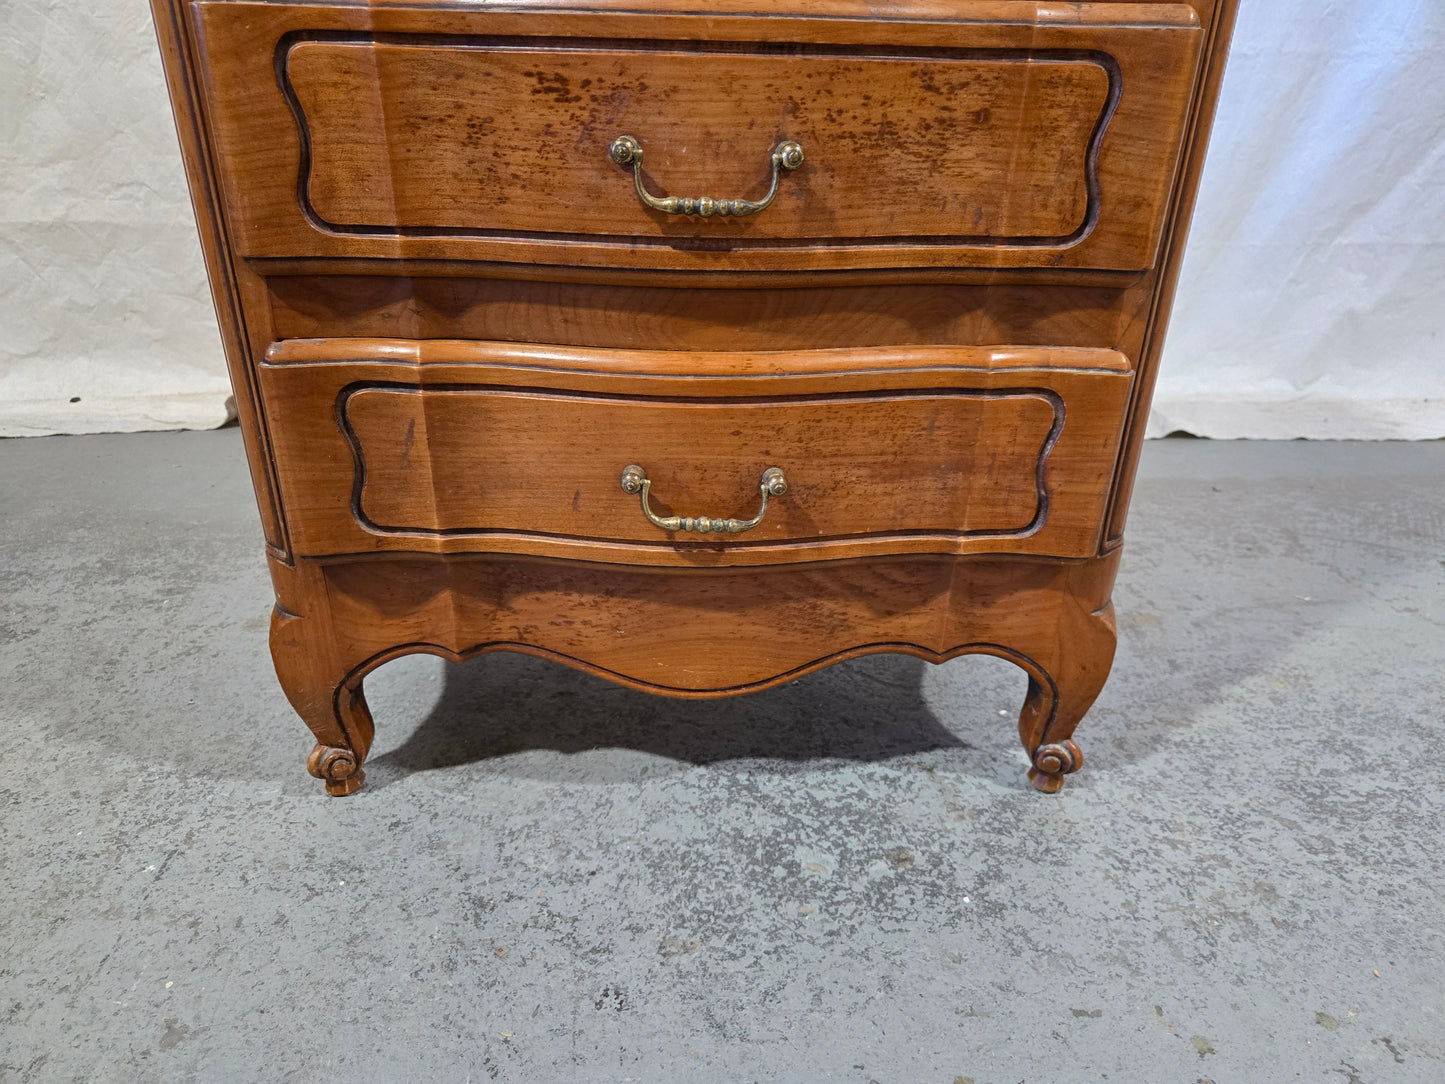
192,0,1202,273
259,340,1132,563
152,0,1238,796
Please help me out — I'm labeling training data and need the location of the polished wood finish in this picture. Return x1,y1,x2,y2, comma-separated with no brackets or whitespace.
265,275,1151,349
289,41,1109,239
258,341,1132,563
152,0,1237,795
269,549,1119,795
192,0,1202,273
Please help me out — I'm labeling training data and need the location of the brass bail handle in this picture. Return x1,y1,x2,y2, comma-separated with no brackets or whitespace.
620,465,788,534
608,136,804,218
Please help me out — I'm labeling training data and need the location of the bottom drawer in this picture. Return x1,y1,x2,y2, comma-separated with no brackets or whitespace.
260,339,1133,565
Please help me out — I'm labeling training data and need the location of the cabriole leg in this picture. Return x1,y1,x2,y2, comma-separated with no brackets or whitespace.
1014,559,1120,794
268,559,375,797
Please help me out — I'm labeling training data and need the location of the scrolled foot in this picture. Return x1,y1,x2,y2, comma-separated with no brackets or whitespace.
1027,739,1084,794
307,743,366,797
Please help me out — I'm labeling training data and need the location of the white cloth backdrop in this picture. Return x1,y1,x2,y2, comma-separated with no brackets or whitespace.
2,0,1442,439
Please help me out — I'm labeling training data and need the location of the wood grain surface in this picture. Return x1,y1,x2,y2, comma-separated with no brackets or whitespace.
269,548,1119,793
258,340,1133,564
265,275,1150,351
289,42,1107,240
151,0,1239,794
193,0,1202,272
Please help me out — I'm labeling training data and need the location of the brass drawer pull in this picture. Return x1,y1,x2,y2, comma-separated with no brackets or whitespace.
620,465,787,534
608,136,804,218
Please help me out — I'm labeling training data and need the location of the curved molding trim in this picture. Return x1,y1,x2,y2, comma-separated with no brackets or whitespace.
276,31,1119,252
336,380,1062,545
333,636,1059,715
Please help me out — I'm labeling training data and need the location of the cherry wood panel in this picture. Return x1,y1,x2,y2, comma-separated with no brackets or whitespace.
270,548,1120,793
258,340,1132,563
253,257,1147,290
1105,0,1240,542
348,387,1055,539
266,275,1150,353
192,0,1202,273
261,337,1132,378
151,0,289,555
289,42,1106,241
152,0,1239,794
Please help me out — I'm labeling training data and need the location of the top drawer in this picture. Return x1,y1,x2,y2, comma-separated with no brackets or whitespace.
192,0,1204,275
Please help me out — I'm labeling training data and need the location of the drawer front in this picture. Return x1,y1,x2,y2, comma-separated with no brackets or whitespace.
194,1,1202,274
259,340,1133,564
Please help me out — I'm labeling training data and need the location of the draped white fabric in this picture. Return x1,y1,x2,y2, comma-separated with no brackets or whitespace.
1,0,231,437
2,0,1441,438
1151,0,1445,438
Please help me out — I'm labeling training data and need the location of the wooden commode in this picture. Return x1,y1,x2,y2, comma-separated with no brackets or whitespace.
152,0,1238,795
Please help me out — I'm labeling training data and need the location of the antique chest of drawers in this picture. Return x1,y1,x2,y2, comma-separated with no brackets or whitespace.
152,0,1237,795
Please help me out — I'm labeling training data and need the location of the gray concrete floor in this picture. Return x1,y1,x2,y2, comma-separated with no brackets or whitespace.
1,431,1442,1083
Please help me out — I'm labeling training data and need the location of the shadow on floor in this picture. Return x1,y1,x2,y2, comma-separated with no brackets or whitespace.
366,649,986,787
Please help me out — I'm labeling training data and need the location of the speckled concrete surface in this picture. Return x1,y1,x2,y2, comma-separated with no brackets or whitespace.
1,432,1442,1082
